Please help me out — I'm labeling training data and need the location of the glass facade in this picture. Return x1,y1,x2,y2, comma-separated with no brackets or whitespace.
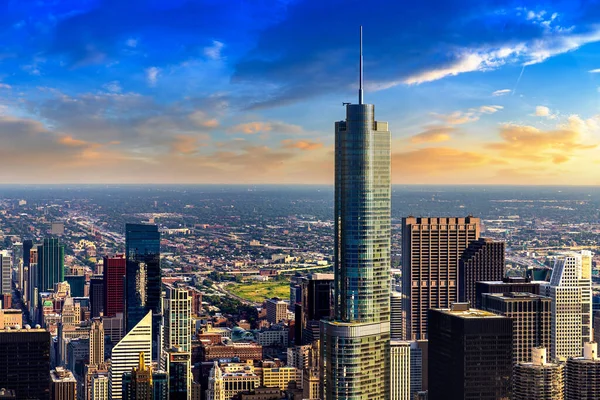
322,103,391,400
37,238,65,292
125,223,161,332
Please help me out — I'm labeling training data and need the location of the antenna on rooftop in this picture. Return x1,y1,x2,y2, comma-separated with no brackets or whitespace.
359,26,364,105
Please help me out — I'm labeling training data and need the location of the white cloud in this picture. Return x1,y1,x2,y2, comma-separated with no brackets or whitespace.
535,105,551,117
204,41,225,60
102,81,122,93
479,105,503,114
404,46,524,84
0,83,11,89
126,38,138,48
492,89,511,96
402,24,600,86
590,68,600,73
145,67,160,87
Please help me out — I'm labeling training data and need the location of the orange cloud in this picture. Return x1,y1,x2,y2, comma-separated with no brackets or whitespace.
189,111,219,129
58,135,91,147
231,121,272,134
392,147,493,174
228,121,303,135
487,124,597,163
281,139,324,150
171,135,208,154
410,126,455,143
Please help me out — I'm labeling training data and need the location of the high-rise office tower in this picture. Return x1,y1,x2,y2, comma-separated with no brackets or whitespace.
475,277,540,308
565,342,600,400
125,224,161,331
594,311,600,345
0,326,51,399
265,297,287,324
390,291,403,339
428,303,512,400
90,275,104,318
541,251,592,360
125,224,161,361
166,346,192,400
164,284,192,352
321,27,391,400
481,292,551,363
50,367,77,400
390,341,410,400
109,312,152,400
122,352,153,400
90,371,109,400
206,361,225,400
296,273,333,344
0,251,11,296
23,239,33,268
409,341,426,399
402,216,480,340
90,318,105,366
513,347,564,400
459,237,505,306
163,284,192,397
103,255,125,318
37,238,65,292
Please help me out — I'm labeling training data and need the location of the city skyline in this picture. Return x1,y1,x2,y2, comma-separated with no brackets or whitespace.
0,1,600,184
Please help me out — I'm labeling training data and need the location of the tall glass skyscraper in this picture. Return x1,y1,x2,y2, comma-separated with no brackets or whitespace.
37,238,65,292
125,223,161,331
321,27,391,400
125,223,161,360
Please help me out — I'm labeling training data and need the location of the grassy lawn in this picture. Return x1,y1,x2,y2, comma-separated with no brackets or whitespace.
228,280,290,303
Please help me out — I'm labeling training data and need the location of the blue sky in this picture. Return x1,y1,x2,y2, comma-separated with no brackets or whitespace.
1,0,600,184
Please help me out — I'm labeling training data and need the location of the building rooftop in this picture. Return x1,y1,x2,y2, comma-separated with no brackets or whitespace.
484,292,549,300
435,303,504,319
50,367,77,383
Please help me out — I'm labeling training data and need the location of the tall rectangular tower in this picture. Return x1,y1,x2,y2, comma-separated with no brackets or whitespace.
428,304,512,400
103,255,126,318
401,216,480,340
541,251,592,361
37,238,65,293
125,225,161,333
459,237,505,306
0,251,11,296
481,292,551,363
321,26,391,400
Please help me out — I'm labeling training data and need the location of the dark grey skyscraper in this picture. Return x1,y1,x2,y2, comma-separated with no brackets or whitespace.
125,223,161,332
321,27,391,400
89,275,104,318
125,224,161,360
0,327,51,399
459,237,505,306
428,304,512,400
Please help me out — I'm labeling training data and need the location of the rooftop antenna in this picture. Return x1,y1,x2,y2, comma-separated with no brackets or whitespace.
359,26,364,105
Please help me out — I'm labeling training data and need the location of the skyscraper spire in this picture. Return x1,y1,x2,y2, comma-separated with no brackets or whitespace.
359,26,363,105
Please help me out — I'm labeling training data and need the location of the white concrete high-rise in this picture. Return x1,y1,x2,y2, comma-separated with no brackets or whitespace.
163,284,192,352
163,284,192,397
108,311,152,400
541,251,593,361
390,341,411,400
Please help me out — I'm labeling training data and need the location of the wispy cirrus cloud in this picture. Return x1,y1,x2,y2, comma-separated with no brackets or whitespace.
492,89,511,96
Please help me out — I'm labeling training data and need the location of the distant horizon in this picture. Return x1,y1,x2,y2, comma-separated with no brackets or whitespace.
1,183,600,188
